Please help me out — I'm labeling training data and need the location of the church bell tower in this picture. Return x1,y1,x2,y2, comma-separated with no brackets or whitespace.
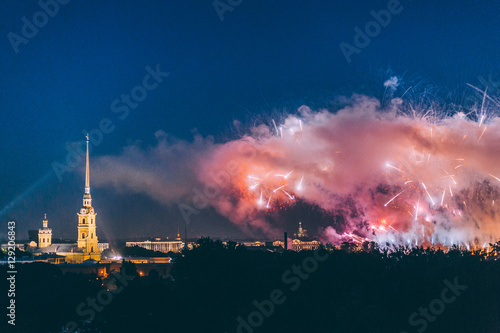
77,135,100,260
38,214,52,248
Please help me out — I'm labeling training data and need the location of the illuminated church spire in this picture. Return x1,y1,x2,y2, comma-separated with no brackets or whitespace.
83,134,92,208
76,133,100,261
85,134,90,191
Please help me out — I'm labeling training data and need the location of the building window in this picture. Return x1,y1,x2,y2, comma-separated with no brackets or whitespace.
82,218,86,224
82,233,85,239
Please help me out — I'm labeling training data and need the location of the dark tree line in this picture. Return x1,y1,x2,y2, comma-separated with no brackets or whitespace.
1,239,499,333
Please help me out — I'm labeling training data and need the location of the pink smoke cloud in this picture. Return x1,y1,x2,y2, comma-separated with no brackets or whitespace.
92,94,500,247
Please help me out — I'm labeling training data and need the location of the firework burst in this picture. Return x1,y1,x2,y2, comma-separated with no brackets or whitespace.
189,87,500,247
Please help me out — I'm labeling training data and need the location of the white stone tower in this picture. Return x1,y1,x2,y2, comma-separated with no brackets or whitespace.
38,214,52,248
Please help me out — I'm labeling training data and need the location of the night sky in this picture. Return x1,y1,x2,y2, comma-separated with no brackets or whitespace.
1,0,500,241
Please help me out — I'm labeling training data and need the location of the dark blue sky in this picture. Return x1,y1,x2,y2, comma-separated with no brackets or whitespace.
1,0,500,240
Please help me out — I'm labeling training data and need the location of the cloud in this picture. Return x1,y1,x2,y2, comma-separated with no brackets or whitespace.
91,95,500,246
383,76,399,91
92,130,216,205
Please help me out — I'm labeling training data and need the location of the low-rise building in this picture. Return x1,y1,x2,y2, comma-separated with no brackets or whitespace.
126,233,184,253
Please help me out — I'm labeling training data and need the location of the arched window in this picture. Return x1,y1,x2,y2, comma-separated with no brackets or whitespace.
82,218,86,224
91,246,94,252
91,233,93,239
82,233,85,239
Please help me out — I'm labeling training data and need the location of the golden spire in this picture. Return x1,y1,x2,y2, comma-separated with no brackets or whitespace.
83,134,92,208
85,134,90,194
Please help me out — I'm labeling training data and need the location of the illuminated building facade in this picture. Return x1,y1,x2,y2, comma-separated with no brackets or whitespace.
34,135,102,263
293,221,308,239
126,230,184,253
75,136,100,258
38,214,52,248
126,239,184,253
291,239,320,251
68,135,101,262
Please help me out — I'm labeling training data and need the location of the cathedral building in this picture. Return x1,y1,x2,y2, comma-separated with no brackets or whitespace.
78,136,100,254
34,135,102,263
70,134,101,262
293,221,308,239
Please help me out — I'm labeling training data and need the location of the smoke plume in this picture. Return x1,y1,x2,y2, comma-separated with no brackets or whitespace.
93,94,500,247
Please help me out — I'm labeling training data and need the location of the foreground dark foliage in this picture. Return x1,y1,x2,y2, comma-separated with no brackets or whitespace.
1,239,499,333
